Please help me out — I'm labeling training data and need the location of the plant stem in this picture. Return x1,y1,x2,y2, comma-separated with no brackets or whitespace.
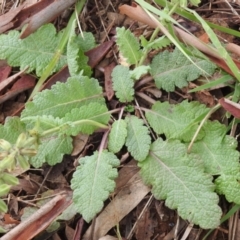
28,0,87,100
41,120,109,137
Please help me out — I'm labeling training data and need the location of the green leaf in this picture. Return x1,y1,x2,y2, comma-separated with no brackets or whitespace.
0,24,66,76
30,134,72,168
139,138,222,229
189,0,201,6
71,150,119,222
21,75,104,120
62,102,110,135
111,65,134,103
150,48,216,92
145,100,208,142
0,117,26,144
0,199,7,213
130,66,151,80
108,120,127,153
140,35,171,50
0,184,10,197
76,32,96,52
67,21,92,77
116,27,141,65
26,115,64,132
190,121,240,204
125,116,151,161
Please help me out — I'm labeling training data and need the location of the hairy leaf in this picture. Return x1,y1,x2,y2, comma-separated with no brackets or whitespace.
62,102,110,135
31,116,64,132
21,76,104,120
116,27,141,65
71,150,119,222
108,119,127,153
140,35,171,50
190,121,240,204
139,138,222,229
30,134,72,168
146,100,208,142
76,32,96,52
125,116,151,161
67,22,92,77
0,117,26,144
111,65,134,103
0,24,66,76
150,48,216,92
130,66,151,80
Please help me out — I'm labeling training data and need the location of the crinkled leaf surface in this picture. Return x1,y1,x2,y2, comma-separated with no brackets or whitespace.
62,102,110,135
21,76,104,119
76,32,96,52
145,100,208,142
139,138,222,229
215,173,240,204
125,116,151,161
108,119,127,153
150,48,216,92
67,22,92,77
116,27,141,65
71,150,119,222
30,134,72,168
0,117,26,144
130,66,150,80
0,24,66,76
111,65,134,103
190,121,240,203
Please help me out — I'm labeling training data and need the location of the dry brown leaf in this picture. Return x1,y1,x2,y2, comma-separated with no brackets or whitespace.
0,74,35,104
86,40,115,69
71,134,89,156
104,62,116,101
219,98,240,119
65,225,75,240
135,206,154,240
1,192,72,240
99,236,119,240
20,0,76,38
0,5,25,33
0,65,11,85
0,68,27,92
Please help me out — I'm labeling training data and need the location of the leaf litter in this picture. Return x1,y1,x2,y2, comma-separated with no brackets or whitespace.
0,0,240,239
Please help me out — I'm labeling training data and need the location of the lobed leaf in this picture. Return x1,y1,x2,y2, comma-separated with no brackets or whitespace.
145,100,208,142
140,35,171,50
71,150,119,222
150,48,216,92
111,65,134,103
21,76,104,120
139,138,222,229
108,119,127,153
30,134,72,168
0,24,66,76
190,121,240,204
130,66,151,80
116,27,141,65
62,102,110,135
76,32,96,52
0,117,26,144
67,21,92,77
125,116,151,161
